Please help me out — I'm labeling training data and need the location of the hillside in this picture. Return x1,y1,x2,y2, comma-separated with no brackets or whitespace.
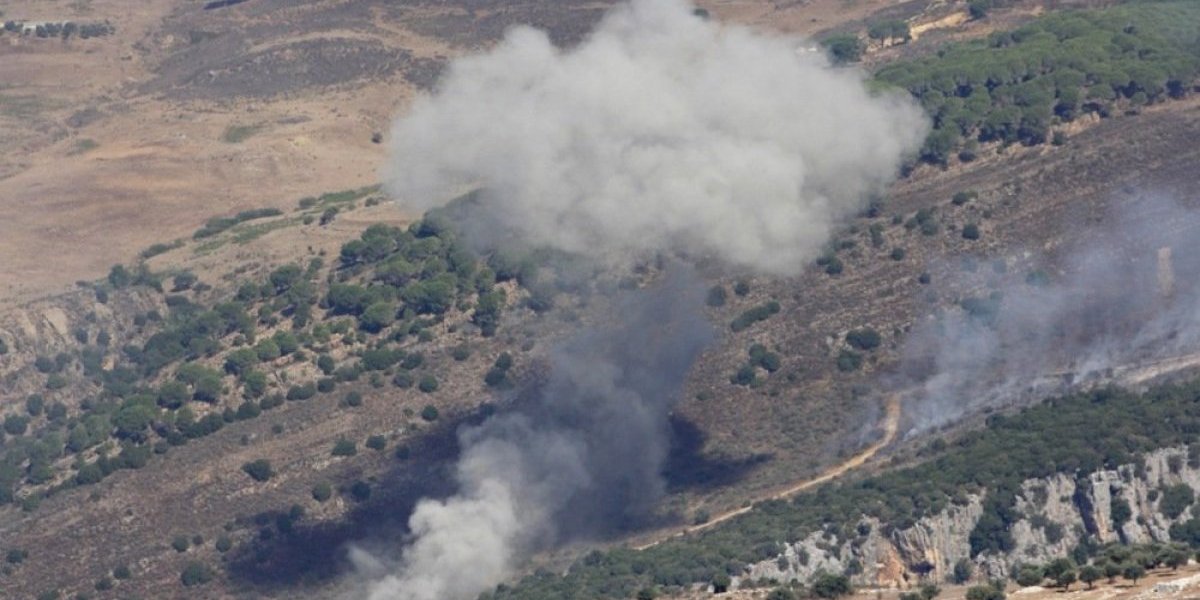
0,0,1199,599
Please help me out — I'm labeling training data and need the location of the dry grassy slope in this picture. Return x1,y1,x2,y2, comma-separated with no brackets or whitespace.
1,0,1199,597
0,0,1022,305
0,92,1190,600
0,0,626,304
674,97,1200,514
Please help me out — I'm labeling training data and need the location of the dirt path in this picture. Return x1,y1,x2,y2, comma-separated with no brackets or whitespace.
637,394,902,550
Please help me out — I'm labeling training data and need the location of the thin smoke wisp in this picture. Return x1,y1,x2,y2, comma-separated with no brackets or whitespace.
900,197,1200,432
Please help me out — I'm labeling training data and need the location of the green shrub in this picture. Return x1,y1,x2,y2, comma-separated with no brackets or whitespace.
241,459,273,482
836,349,863,372
317,354,336,375
730,365,757,387
254,339,281,362
421,405,439,422
822,34,863,64
1111,497,1132,525
813,572,852,598
953,558,973,584
418,374,439,393
350,480,371,502
730,301,781,332
313,482,333,502
286,383,317,401
332,439,357,457
366,435,387,451
360,301,396,333
952,191,978,206
24,395,44,417
484,368,509,388
846,328,882,351
171,535,190,553
4,415,30,436
392,372,414,389
180,561,213,586
1161,484,1195,519
45,374,68,390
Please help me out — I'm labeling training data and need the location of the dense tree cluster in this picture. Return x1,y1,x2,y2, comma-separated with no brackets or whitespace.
876,3,1200,165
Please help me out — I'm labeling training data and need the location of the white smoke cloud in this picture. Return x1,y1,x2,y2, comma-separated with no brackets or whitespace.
385,0,927,275
363,2,929,598
364,425,586,600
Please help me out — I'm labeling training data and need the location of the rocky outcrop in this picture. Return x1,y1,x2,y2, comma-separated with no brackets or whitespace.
743,446,1200,588
0,285,161,410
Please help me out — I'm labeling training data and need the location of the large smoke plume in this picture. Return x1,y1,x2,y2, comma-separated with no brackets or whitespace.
901,196,1200,433
384,0,927,274
359,273,711,600
363,1,927,598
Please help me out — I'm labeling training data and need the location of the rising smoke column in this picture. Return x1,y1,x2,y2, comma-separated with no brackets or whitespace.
361,274,712,600
384,0,927,274
366,1,928,598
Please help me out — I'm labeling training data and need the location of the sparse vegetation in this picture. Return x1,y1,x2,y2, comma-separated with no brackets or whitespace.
193,208,283,239
421,405,440,422
331,439,357,457
180,561,213,586
845,328,882,351
312,482,333,502
822,34,864,64
731,301,782,332
221,123,263,144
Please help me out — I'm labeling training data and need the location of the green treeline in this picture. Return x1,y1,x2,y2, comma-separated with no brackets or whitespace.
875,2,1200,165
491,378,1200,599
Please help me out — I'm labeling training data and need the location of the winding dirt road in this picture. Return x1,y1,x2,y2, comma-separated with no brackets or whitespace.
636,394,903,550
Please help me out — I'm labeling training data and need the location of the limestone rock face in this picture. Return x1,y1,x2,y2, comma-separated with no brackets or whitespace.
744,446,1200,588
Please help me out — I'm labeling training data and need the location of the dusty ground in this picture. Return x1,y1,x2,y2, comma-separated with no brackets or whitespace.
3,0,1200,597
0,0,1003,304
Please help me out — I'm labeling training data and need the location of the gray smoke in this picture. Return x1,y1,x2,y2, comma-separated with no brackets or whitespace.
364,1,927,597
383,0,927,274
360,273,712,600
901,196,1200,433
